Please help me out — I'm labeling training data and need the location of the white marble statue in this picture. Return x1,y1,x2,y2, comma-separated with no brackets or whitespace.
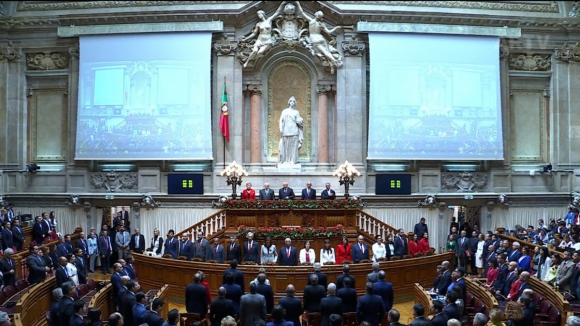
278,96,304,165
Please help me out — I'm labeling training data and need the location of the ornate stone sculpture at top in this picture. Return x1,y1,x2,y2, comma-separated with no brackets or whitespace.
278,96,304,165
238,1,350,73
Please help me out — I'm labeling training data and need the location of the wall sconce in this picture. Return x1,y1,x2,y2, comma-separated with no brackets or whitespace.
220,161,248,200
333,160,361,199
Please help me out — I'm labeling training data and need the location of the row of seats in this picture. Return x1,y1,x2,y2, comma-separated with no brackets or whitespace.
0,279,29,305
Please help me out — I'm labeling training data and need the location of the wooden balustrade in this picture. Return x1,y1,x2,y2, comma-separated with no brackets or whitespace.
13,276,56,326
413,283,433,318
151,284,170,319
134,251,453,302
464,277,499,310
176,210,227,241
356,211,401,242
497,233,563,257
89,283,113,320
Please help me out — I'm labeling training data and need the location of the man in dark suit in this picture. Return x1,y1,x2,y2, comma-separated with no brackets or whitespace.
69,300,86,326
98,230,113,274
430,300,448,326
0,248,16,286
121,280,138,326
453,268,467,300
124,255,137,280
133,292,148,326
351,235,370,263
243,232,260,263
373,271,394,312
356,282,385,326
50,288,63,326
387,309,406,326
129,228,146,254
320,283,343,326
503,261,518,297
32,216,45,245
75,232,89,258
222,270,244,314
279,182,296,200
163,230,179,259
320,182,336,200
484,244,498,277
493,253,508,294
304,274,326,313
393,229,408,258
55,257,69,288
337,276,357,313
12,219,24,251
74,248,87,285
185,273,208,316
192,231,211,262
511,271,532,301
57,236,69,258
468,231,479,274
507,241,522,262
520,294,535,325
308,262,328,288
278,284,303,326
27,244,49,284
443,291,461,320
437,261,452,295
336,264,356,290
210,287,235,326
210,237,225,263
2,221,14,250
456,230,469,269
178,233,194,260
259,183,276,200
413,217,429,240
120,207,130,232
239,282,267,326
143,298,165,326
223,260,245,294
59,282,76,326
256,273,274,314
279,237,298,266
226,235,241,262
408,304,430,326
302,181,317,200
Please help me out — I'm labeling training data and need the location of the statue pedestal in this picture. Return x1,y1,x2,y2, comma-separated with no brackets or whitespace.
276,163,302,173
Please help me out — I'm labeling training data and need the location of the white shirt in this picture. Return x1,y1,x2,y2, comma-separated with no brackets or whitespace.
320,248,335,264
299,248,316,264
372,243,386,262
261,245,278,264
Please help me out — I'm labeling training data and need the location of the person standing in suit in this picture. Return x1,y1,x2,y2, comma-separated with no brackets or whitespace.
223,260,245,294
11,219,24,251
179,234,194,260
192,231,211,261
387,309,406,326
279,182,296,200
302,181,317,200
211,237,225,263
98,230,113,274
240,282,267,326
0,248,16,286
304,274,326,313
164,230,179,259
413,217,429,240
27,244,49,284
373,271,394,312
75,232,89,266
430,300,448,326
74,248,88,285
278,284,303,326
133,292,148,326
308,262,328,288
129,228,146,254
226,235,241,262
437,261,452,295
59,282,76,326
259,183,275,200
222,271,243,315
456,230,469,269
55,257,70,288
393,229,408,258
69,300,86,326
115,226,130,261
336,264,355,290
408,304,430,326
321,183,336,200
2,221,14,251
121,280,138,326
241,182,257,200
143,298,165,326
120,207,130,232
351,235,370,263
320,283,343,326
32,216,45,245
243,232,260,263
210,287,235,326
337,276,357,313
185,273,208,316
367,263,380,283
256,273,274,314
50,288,63,326
443,291,461,321
279,238,298,266
356,282,385,326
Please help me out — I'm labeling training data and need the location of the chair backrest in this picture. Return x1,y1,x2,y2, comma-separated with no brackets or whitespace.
46,311,51,324
15,279,29,292
538,300,552,314
307,312,321,326
464,293,475,307
533,293,544,308
2,285,17,299
87,279,97,290
474,299,485,313
343,312,357,326
0,292,7,305
546,307,561,323
180,312,201,326
78,284,90,296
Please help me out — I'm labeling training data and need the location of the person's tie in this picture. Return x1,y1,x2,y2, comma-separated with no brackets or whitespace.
198,240,202,250
79,258,83,267
287,247,291,258
215,245,219,253
64,267,69,278
231,244,234,251
105,237,110,251
307,188,310,197
360,243,364,254
135,236,139,248
248,241,252,251
182,242,186,252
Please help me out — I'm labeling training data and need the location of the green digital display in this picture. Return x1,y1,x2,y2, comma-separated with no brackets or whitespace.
168,174,204,194
376,174,411,195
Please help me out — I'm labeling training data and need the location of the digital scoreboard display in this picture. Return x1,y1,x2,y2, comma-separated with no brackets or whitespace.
167,174,204,195
375,174,412,195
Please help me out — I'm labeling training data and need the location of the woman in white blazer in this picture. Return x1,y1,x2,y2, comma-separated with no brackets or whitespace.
320,239,335,265
299,240,316,265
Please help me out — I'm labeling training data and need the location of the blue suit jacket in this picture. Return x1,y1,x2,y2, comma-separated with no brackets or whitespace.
133,303,147,326
508,250,522,262
279,246,298,266
164,238,179,258
356,294,384,326
301,188,317,200
243,241,260,263
351,243,370,263
455,278,466,300
278,295,303,326
222,283,243,314
320,189,336,200
179,240,194,260
211,244,225,263
279,187,296,200
373,280,394,312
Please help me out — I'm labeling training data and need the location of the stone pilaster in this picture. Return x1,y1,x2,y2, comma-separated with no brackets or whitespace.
68,43,79,167
500,42,511,166
0,42,24,171
316,84,333,169
246,84,262,172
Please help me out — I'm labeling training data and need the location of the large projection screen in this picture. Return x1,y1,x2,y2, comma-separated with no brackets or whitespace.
367,33,503,160
75,32,213,160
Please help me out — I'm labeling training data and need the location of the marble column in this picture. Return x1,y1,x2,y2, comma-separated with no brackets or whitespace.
0,42,24,170
499,43,511,166
247,84,262,172
68,43,80,167
316,84,332,170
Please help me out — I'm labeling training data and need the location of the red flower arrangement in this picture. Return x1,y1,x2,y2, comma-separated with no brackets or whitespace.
238,224,345,239
221,199,363,210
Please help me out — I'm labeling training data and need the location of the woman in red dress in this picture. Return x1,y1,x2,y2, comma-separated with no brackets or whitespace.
408,233,420,257
418,233,430,254
335,236,351,264
486,259,499,290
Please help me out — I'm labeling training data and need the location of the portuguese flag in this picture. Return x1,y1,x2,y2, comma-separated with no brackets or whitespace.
219,78,230,142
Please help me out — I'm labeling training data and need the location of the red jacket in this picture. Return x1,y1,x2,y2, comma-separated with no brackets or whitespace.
241,189,256,200
336,244,351,264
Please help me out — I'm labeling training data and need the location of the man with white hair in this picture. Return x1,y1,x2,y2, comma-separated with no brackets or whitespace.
0,311,9,326
50,288,63,326
0,248,16,286
279,238,297,266
243,232,260,263
473,313,488,326
320,283,342,326
259,183,275,200
567,316,580,326
508,241,522,262
367,262,380,283
308,262,328,288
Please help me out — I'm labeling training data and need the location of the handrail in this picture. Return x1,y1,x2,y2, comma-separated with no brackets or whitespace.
175,210,226,241
151,284,169,319
497,233,564,257
356,210,405,241
413,283,432,317
13,276,56,326
89,282,113,320
464,277,498,310
529,275,570,326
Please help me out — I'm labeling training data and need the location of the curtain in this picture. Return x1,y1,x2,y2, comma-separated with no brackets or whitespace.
138,208,218,242
363,207,451,253
480,206,567,233
17,207,89,236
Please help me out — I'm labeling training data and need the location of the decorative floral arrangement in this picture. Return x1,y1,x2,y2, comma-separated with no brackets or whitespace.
220,199,363,209
238,224,345,239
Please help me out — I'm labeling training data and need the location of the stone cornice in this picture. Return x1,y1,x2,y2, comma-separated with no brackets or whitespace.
327,1,560,14
16,1,248,11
